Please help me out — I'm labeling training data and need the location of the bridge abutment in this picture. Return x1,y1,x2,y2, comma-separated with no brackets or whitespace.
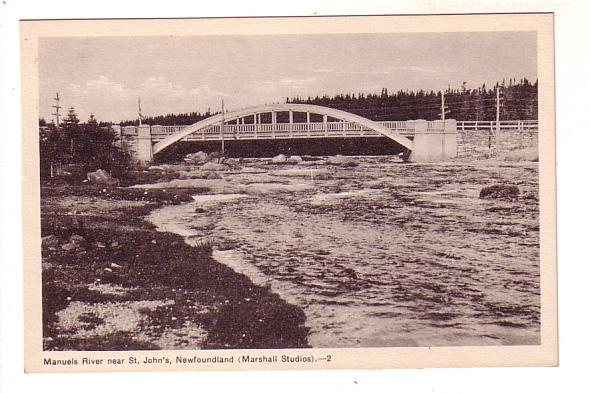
408,119,457,162
130,125,153,166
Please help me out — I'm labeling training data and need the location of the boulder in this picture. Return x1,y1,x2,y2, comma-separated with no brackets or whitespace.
479,184,520,200
206,171,222,180
61,242,78,251
223,157,239,165
41,235,59,249
69,234,86,246
86,169,119,186
185,151,210,164
326,155,357,166
179,170,210,179
287,155,303,164
221,157,241,169
299,159,327,166
209,151,224,161
201,162,228,171
148,164,175,172
271,154,288,164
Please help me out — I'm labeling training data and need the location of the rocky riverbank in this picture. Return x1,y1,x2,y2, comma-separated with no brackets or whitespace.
41,179,309,351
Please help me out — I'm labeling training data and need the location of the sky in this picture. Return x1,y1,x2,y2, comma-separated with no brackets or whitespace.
38,32,537,123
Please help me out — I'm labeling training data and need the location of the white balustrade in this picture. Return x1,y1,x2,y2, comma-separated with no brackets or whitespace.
127,118,538,143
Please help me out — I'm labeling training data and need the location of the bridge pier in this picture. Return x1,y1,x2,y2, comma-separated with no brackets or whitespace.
129,124,153,166
407,119,457,162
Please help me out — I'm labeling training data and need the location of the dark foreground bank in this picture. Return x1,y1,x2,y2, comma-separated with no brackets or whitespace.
40,180,309,351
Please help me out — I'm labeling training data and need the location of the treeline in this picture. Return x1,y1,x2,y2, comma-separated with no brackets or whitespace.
288,78,538,121
111,78,537,126
119,110,218,127
40,108,130,179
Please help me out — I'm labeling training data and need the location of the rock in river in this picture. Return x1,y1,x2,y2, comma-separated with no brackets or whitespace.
184,151,210,164
479,184,520,200
326,155,357,167
201,162,229,171
271,154,288,164
206,171,222,179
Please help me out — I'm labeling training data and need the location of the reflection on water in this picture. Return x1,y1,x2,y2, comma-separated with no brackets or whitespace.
148,157,540,347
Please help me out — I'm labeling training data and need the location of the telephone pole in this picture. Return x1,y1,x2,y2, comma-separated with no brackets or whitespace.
138,97,143,126
220,99,225,154
440,91,450,120
495,87,501,132
51,92,61,129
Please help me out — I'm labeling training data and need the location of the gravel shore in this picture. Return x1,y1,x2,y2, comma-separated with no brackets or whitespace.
41,180,309,351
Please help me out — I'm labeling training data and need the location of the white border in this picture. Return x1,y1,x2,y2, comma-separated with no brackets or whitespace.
2,0,589,392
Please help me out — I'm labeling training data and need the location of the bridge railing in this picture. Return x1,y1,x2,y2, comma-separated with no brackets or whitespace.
457,120,538,132
118,119,538,140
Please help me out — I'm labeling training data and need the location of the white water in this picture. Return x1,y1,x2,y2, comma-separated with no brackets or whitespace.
146,157,540,348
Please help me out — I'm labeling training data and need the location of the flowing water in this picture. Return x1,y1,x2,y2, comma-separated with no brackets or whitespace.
147,157,540,348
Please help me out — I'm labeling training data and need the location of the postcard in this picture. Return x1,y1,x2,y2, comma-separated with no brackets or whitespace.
21,14,557,372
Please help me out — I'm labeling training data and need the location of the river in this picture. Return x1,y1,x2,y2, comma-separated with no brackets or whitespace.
146,156,540,348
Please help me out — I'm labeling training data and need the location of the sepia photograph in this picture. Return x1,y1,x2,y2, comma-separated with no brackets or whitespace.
20,14,557,372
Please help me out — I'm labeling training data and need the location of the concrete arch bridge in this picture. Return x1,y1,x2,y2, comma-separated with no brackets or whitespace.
115,103,457,163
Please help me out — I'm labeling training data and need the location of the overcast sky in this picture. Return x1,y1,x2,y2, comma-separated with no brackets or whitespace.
38,32,537,123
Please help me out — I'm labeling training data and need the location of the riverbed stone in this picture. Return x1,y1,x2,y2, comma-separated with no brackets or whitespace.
69,235,86,246
206,171,222,180
201,162,229,171
61,242,78,251
326,155,357,166
479,184,520,200
299,159,327,166
42,235,60,249
185,151,210,164
271,154,288,164
86,169,119,186
220,157,241,169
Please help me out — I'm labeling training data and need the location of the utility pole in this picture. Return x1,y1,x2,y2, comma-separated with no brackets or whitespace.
495,86,501,132
440,91,450,120
138,97,143,126
441,91,445,120
52,92,61,129
220,99,225,155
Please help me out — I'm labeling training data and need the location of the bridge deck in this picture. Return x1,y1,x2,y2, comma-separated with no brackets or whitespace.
122,121,417,142
120,119,538,143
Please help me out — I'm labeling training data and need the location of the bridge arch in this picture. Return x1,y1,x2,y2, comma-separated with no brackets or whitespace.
152,103,414,155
